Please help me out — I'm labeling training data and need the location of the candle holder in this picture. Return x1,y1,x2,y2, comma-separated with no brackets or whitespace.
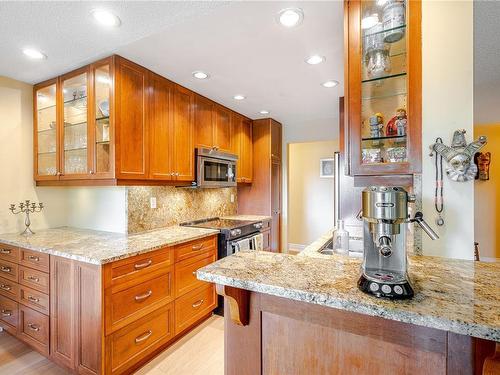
9,200,44,236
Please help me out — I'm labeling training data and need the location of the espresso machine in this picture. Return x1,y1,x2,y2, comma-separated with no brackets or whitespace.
358,186,438,299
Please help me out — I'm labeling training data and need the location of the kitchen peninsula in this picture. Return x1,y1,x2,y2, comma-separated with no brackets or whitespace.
197,248,500,374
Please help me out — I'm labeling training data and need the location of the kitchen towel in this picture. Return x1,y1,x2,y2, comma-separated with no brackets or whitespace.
236,238,251,251
253,233,264,251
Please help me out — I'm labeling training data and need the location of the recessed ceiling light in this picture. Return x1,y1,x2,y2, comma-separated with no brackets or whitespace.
361,13,379,29
22,48,46,60
305,55,325,65
259,110,270,115
192,71,210,80
233,95,246,100
91,9,121,27
277,8,304,28
321,80,339,88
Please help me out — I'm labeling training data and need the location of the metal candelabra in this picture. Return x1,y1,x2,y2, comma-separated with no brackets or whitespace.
9,200,44,236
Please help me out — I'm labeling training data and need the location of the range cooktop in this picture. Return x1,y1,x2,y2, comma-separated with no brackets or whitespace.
180,217,255,230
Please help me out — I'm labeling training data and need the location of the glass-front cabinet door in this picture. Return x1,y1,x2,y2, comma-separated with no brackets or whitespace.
35,80,59,180
60,68,90,178
345,0,421,177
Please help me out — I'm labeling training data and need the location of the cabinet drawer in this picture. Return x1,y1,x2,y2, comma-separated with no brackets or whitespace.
19,266,49,294
175,284,216,335
175,254,215,298
107,269,174,333
0,275,20,301
20,286,49,315
0,243,20,263
107,303,174,374
0,295,18,334
0,259,18,282
109,247,174,288
19,249,49,272
19,305,49,356
174,236,216,263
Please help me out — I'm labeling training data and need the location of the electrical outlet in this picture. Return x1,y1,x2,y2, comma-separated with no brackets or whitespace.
230,194,235,203
150,197,157,209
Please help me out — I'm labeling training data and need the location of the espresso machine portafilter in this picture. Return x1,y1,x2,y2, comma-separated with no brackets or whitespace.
358,186,438,299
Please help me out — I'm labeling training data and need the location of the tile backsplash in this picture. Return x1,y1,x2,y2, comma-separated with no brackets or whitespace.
127,186,237,233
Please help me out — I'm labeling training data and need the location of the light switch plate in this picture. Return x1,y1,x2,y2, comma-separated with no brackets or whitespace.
150,197,157,209
230,194,235,203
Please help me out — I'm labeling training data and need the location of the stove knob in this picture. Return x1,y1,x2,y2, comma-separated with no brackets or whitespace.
381,285,392,294
230,229,241,237
369,283,379,292
254,223,263,229
394,285,404,295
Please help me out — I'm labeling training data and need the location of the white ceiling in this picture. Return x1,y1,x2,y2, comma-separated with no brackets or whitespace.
0,1,344,126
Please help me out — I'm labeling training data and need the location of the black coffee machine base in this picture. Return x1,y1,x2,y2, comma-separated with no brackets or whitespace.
358,274,414,300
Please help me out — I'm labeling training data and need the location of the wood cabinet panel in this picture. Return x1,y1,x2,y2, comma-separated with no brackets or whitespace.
106,303,174,375
271,158,281,252
270,119,282,160
19,305,50,356
19,285,49,315
19,248,50,272
175,254,215,298
174,235,216,263
115,57,149,179
214,105,231,152
149,73,174,180
0,243,20,263
262,229,271,252
230,113,243,180
0,275,20,301
240,118,253,183
19,266,50,294
173,85,195,181
0,294,18,335
194,94,215,149
175,284,216,335
0,259,18,282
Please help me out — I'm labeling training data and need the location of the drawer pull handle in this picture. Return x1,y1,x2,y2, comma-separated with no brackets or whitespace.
1,309,12,317
192,271,197,276
135,290,152,301
27,276,40,282
192,244,204,251
28,295,40,303
0,266,11,273
28,323,40,332
192,299,204,308
135,330,152,344
0,284,11,291
0,249,11,254
134,259,152,270
28,255,40,262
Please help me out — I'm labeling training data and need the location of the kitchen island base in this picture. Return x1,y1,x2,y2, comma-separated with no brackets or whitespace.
221,287,497,375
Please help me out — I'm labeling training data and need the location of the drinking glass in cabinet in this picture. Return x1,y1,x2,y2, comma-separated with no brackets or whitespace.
36,84,57,176
95,64,111,174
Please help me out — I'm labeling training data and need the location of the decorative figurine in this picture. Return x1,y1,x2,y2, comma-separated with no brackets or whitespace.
475,152,491,181
9,200,44,236
429,129,487,182
369,113,384,139
395,108,407,136
386,115,398,136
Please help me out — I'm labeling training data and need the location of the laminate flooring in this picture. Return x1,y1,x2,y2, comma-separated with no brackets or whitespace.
0,315,224,375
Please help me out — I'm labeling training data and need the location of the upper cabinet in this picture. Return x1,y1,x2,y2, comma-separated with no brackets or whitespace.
230,113,253,183
344,0,421,177
33,55,247,186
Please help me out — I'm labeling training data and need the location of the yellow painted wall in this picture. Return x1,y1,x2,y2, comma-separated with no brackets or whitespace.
474,124,500,260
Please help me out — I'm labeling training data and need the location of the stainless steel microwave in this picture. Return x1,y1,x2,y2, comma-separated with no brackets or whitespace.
196,148,238,188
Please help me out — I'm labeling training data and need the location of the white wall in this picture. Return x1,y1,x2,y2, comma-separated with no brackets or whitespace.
421,1,474,259
0,77,68,234
288,141,338,246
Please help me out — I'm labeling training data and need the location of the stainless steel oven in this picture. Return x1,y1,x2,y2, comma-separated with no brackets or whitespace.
196,147,237,188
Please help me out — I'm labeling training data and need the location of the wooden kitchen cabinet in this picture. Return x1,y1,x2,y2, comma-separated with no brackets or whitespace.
214,104,232,152
230,113,253,183
344,0,421,179
172,85,195,181
194,95,232,153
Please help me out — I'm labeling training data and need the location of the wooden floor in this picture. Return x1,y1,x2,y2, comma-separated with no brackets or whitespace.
0,315,224,375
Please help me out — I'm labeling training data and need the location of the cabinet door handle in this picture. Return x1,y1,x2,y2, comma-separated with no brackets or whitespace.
135,330,152,344
1,309,12,317
28,323,40,332
134,259,152,270
192,299,204,308
135,290,152,301
0,249,11,254
28,295,40,303
192,243,204,251
0,266,11,273
192,271,197,276
0,284,11,291
27,276,40,282
28,255,40,262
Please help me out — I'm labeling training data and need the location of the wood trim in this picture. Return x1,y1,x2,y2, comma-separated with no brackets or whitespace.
483,343,500,375
216,284,249,326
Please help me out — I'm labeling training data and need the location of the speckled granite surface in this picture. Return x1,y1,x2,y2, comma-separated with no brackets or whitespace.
0,226,219,265
221,215,272,222
197,250,500,341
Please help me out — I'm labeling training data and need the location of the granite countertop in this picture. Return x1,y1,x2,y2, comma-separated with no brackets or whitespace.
197,250,500,341
221,214,272,222
0,226,219,265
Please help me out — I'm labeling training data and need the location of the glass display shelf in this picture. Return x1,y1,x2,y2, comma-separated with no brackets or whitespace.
64,147,87,153
362,135,406,141
362,91,406,101
37,96,88,112
362,72,406,84
363,24,406,39
38,151,56,155
37,127,56,134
